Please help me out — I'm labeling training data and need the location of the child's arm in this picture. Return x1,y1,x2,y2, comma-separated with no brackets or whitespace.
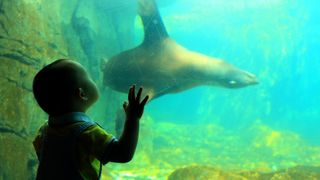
108,85,149,162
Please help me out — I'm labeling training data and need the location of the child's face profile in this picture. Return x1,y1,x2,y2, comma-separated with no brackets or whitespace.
64,60,99,110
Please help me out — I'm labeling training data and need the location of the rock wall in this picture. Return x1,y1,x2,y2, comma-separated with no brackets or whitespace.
0,0,136,179
168,165,320,180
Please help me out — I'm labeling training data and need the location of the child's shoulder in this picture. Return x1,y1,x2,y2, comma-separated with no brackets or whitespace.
79,123,114,141
78,123,116,156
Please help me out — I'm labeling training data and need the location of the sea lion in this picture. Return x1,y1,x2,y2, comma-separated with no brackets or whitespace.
103,0,258,101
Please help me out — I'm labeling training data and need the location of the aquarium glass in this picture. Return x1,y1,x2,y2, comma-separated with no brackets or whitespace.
0,0,319,179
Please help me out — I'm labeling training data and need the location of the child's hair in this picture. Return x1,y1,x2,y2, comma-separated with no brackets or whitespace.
32,59,81,115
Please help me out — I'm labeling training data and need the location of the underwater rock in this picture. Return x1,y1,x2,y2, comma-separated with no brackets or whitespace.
168,166,246,180
106,120,320,178
168,165,320,180
0,133,33,179
0,0,68,178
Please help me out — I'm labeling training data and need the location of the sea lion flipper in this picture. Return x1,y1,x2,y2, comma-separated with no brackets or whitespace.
138,0,169,46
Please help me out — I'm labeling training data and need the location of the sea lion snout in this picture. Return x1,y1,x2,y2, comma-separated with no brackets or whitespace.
241,71,259,85
221,69,258,88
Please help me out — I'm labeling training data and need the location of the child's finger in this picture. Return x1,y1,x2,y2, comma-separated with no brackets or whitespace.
131,86,134,101
128,87,132,101
129,85,135,102
136,87,142,102
123,101,128,111
140,95,149,107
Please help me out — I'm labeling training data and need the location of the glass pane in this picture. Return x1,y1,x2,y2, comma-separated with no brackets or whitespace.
0,0,319,179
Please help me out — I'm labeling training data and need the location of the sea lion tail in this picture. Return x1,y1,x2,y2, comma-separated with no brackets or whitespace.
137,0,157,16
137,0,169,46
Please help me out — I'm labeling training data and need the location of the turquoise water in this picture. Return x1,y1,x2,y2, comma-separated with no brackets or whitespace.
69,0,320,177
142,0,320,145
2,0,320,179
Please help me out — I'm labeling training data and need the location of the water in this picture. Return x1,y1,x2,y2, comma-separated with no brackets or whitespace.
145,0,320,141
89,0,320,178
2,0,319,179
99,0,320,178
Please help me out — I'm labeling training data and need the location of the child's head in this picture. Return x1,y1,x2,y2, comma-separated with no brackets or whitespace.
33,59,99,116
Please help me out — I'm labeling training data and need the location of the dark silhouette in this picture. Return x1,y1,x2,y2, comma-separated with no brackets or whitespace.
32,59,148,179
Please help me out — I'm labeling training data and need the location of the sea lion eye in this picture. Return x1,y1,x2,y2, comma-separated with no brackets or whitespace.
229,80,237,85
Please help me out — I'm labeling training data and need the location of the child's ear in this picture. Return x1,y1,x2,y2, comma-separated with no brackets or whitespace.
78,88,88,101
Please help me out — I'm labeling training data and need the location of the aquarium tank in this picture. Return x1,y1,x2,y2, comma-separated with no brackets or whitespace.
0,0,319,179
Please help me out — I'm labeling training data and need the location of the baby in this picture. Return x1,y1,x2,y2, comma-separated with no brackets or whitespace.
32,59,148,179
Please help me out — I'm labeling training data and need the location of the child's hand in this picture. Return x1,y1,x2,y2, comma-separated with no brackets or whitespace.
123,85,149,121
